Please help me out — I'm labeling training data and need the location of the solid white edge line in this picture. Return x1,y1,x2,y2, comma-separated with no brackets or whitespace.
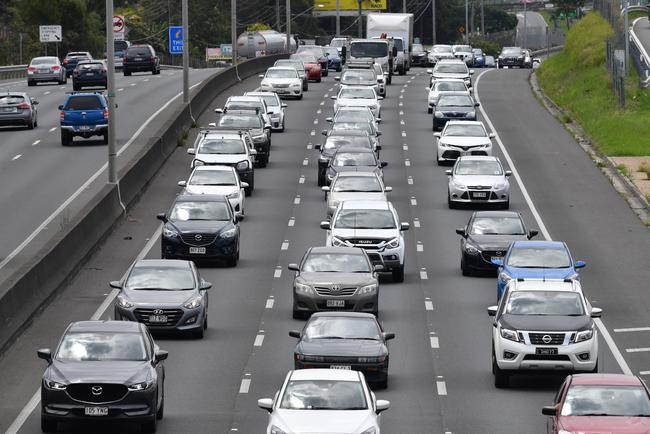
436,381,447,395
0,81,204,273
474,69,633,376
239,378,251,393
614,327,650,333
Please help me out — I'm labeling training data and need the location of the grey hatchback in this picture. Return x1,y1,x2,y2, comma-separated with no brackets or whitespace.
112,259,212,338
27,56,67,86
0,92,38,129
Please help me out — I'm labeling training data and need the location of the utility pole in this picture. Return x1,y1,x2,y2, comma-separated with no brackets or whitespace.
403,0,406,12
19,33,23,65
336,0,340,36
465,0,469,43
523,0,528,49
481,0,485,35
358,0,363,38
276,0,281,31
624,0,629,75
106,0,117,184
182,0,189,104
432,0,436,45
286,0,291,53
232,0,237,65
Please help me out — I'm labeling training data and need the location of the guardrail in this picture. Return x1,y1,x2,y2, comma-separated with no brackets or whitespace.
0,65,28,81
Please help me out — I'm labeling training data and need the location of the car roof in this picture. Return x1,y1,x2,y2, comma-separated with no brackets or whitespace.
311,311,377,319
193,165,236,173
437,59,465,64
228,96,262,102
290,368,361,382
339,85,376,91
511,240,566,249
32,56,59,62
336,171,378,178
473,210,521,218
570,374,644,386
66,92,105,98
175,193,228,203
308,246,366,255
334,146,374,153
68,320,143,333
434,78,467,84
268,66,298,71
446,120,484,126
245,92,278,97
329,130,369,136
438,92,473,97
457,155,499,162
0,92,27,97
133,259,191,269
341,199,391,210
508,279,582,293
336,106,372,111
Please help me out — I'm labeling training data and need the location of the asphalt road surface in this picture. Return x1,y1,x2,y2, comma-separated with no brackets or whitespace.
516,11,548,50
0,66,648,434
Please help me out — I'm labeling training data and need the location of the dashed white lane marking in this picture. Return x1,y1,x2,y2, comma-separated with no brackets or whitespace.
399,102,403,106
328,87,334,91
407,176,413,185
410,197,417,206
400,89,405,93
274,267,282,278
317,109,322,114
420,268,428,280
626,348,650,353
401,131,406,137
294,195,301,204
413,218,421,228
425,299,434,310
299,175,305,184
32,140,40,146
44,91,51,95
324,94,329,98
48,127,56,132
416,241,423,252
400,120,405,125
130,82,137,86
12,154,22,161
313,119,318,124
288,217,295,226
436,381,447,396
307,144,312,149
118,88,124,92
254,334,265,347
303,158,309,166
281,240,289,250
399,110,404,115
310,130,315,136
404,159,411,166
399,94,403,99
640,371,650,375
615,327,650,333
430,336,440,348
320,101,325,106
265,298,275,308
239,378,251,393
59,86,65,90
143,78,149,82
403,144,408,150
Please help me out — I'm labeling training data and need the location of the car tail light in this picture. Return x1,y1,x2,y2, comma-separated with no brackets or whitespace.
150,56,156,61
63,59,69,65
60,111,65,120
27,66,36,72
16,103,30,109
103,109,109,119
101,69,107,73
52,65,61,70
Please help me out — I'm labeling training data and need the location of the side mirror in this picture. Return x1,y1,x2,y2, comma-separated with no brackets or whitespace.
320,220,331,230
109,280,122,289
374,264,384,272
445,170,452,176
37,348,52,363
314,144,322,150
491,258,503,266
377,96,384,100
400,222,410,231
187,148,196,155
330,95,337,100
235,214,245,222
281,103,288,108
376,399,390,414
455,227,467,237
375,145,382,151
288,263,300,271
321,186,330,192
542,406,558,416
528,230,539,239
58,104,64,110
433,132,441,138
380,161,388,168
426,69,432,74
156,213,168,222
200,281,212,290
321,130,328,136
334,76,340,81
376,118,381,124
32,100,39,105
488,133,495,139
487,305,498,316
474,102,480,107
177,180,187,187
258,74,264,79
250,149,258,155
325,117,333,122
376,131,382,137
591,307,603,318
289,330,301,338
383,332,395,341
208,122,216,127
214,108,224,114
258,398,274,413
575,260,586,269
384,186,392,192
505,170,512,177
154,350,168,363
241,182,249,188
470,69,475,75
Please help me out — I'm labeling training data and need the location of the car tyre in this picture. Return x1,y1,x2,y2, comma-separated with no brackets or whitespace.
493,353,509,388
142,416,157,433
448,192,457,209
375,376,388,389
27,118,35,130
41,416,57,433
392,265,405,283
322,68,328,77
336,65,342,72
590,361,599,373
226,254,238,267
28,80,35,87
297,93,303,100
501,200,510,210
193,327,204,339
103,133,108,145
427,107,432,114
124,70,131,76
316,76,322,83
61,131,72,146
156,393,164,419
461,256,472,276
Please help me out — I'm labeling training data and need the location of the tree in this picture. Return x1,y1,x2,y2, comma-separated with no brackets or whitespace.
555,0,585,28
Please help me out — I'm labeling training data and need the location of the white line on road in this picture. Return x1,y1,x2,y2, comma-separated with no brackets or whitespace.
400,120,405,125
266,298,275,308
143,78,149,82
403,144,408,150
239,378,251,393
408,176,413,184
425,299,434,311
405,159,411,166
417,242,423,252
399,102,403,106
288,217,295,227
401,131,406,137
413,218,421,228
430,336,439,348
399,110,404,115
303,159,309,166
274,267,282,278
307,144,312,149
410,197,417,206
254,334,265,347
294,196,301,204
317,109,322,114
11,154,22,161
48,127,56,132
44,91,51,95
420,269,428,280
310,130,315,136
320,101,325,106
118,88,124,92
626,348,650,353
313,119,318,124
615,327,650,333
436,381,447,395
32,140,40,146
281,240,289,250
640,371,650,375
299,175,305,184
130,83,137,86
399,94,403,99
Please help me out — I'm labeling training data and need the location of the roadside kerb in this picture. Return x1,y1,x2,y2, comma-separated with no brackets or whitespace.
0,54,286,353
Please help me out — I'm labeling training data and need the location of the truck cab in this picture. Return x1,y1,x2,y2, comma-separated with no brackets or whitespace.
344,39,396,85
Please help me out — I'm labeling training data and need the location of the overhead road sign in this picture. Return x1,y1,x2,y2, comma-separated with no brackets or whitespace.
313,0,385,11
39,25,62,43
169,26,183,54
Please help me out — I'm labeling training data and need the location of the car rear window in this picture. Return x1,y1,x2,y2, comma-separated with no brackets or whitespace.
78,63,104,70
65,96,103,110
0,95,25,105
127,47,151,56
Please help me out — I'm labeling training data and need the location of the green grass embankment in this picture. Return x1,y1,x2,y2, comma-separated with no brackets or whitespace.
537,12,650,156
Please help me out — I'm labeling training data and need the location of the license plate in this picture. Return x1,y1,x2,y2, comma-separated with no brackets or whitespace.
84,407,108,416
2,107,16,112
148,315,168,323
276,90,288,94
38,69,49,73
472,192,487,198
491,256,502,263
326,300,345,308
78,125,91,131
189,247,206,254
85,72,95,76
330,365,351,370
133,57,142,61
536,347,558,355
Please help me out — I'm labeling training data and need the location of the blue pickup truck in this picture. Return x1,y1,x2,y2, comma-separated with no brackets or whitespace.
58,92,109,146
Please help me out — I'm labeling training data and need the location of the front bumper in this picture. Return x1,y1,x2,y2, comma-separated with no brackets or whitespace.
60,124,108,138
261,86,302,97
437,144,492,162
161,235,238,262
295,360,388,382
115,304,205,333
498,58,524,68
293,290,378,315
448,185,509,205
462,249,502,273
494,335,598,372
433,114,477,129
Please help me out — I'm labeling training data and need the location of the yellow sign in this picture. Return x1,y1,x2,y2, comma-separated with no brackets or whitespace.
315,0,386,11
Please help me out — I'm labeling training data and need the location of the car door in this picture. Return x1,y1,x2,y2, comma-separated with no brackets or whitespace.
243,134,257,165
548,379,568,433
147,330,164,408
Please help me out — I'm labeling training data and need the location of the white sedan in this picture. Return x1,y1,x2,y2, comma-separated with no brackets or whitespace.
447,156,511,209
331,86,382,119
259,67,303,99
426,78,470,113
258,369,389,434
434,120,494,165
178,165,247,215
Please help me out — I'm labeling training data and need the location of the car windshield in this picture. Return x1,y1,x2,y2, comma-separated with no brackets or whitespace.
335,209,395,229
302,253,371,273
0,95,25,105
304,316,381,340
433,45,453,53
78,62,104,70
335,110,373,123
472,49,483,55
455,160,503,176
561,385,650,416
266,69,298,78
56,332,148,361
332,122,374,134
218,115,261,129
333,176,382,192
254,95,279,106
297,47,323,57
507,247,572,268
65,96,103,110
351,42,388,58
295,54,318,64
435,81,467,92
454,45,471,52
502,48,522,56
170,201,230,221
333,152,376,166
227,101,263,111
126,47,150,56
412,44,425,53
325,137,370,150
280,380,367,410
435,64,468,74
342,70,376,82
505,291,585,316
330,39,346,48
125,265,195,290
114,41,129,52
198,138,245,154
444,124,486,137
438,95,474,107
31,57,58,65
339,88,375,99
470,216,525,235
189,170,236,186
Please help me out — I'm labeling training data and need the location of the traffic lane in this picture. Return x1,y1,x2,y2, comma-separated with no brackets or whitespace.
0,68,216,262
402,69,622,433
228,74,446,434
517,11,548,50
476,68,650,374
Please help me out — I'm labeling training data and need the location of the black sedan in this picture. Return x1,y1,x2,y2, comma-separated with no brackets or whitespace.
157,194,243,266
432,93,480,131
0,92,38,129
112,259,212,338
315,131,378,186
290,312,395,388
38,321,167,433
326,147,387,185
72,60,108,91
456,211,538,276
497,46,526,68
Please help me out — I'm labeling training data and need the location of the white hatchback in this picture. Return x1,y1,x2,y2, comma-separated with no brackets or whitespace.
177,165,247,215
332,86,382,119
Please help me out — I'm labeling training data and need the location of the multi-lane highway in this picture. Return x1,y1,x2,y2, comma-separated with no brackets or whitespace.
0,62,648,434
0,68,217,268
516,11,548,50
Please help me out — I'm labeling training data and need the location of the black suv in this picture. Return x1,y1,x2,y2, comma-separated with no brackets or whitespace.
123,44,160,76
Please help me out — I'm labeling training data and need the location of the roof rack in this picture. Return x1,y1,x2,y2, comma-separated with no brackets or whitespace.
198,127,245,136
65,91,104,95
223,107,261,115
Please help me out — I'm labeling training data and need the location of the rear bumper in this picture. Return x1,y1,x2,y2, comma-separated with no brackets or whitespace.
61,124,108,137
123,62,156,72
293,291,378,315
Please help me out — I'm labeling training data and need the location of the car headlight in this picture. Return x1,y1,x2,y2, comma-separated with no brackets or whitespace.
294,282,314,294
434,111,444,118
45,380,67,390
128,380,154,391
193,159,205,167
499,272,512,283
163,226,179,238
466,111,476,118
567,272,579,280
494,180,507,189
358,284,377,295
360,428,377,434
116,294,134,308
452,178,466,189
219,227,237,239
358,356,385,364
387,237,400,248
558,431,573,434
575,328,594,343
331,236,348,247
291,83,301,87
464,243,480,255
500,328,519,342
184,296,203,309
270,426,287,434
236,160,249,171
226,191,239,199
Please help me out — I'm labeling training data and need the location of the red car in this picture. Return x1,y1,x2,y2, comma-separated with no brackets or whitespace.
296,45,329,76
291,54,322,82
543,374,650,434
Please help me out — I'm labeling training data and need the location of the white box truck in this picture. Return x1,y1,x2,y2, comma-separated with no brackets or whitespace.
366,13,414,75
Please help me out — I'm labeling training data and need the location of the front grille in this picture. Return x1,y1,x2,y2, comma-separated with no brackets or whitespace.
469,190,491,201
443,112,467,118
366,252,383,265
347,238,384,246
275,83,289,88
180,233,217,246
528,332,565,345
314,286,357,296
134,308,184,326
481,250,505,262
67,383,128,404
523,354,571,361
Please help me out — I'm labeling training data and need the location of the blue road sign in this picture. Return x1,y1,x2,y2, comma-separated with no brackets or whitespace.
169,26,183,54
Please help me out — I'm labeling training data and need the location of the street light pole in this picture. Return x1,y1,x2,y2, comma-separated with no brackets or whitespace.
481,0,485,35
432,0,436,45
276,0,281,31
465,0,469,43
286,0,291,53
106,0,117,184
182,0,189,104
624,0,629,75
232,0,237,65
336,0,340,36
403,0,406,12
358,0,363,38
523,0,528,49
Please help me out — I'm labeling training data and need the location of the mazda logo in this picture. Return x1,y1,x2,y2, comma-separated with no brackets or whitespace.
194,234,203,241
153,309,164,315
331,285,341,292
91,386,103,396
542,335,552,344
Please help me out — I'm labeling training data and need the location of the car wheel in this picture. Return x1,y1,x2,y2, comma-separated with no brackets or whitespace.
103,133,108,145
493,353,509,388
297,93,303,100
61,131,71,146
375,376,388,389
427,107,432,114
318,171,326,187
41,416,57,433
279,122,285,132
124,70,131,76
226,254,238,267
260,154,269,168
203,316,208,330
72,84,79,91
142,416,157,433
156,392,164,419
316,76,322,83
461,256,471,276
322,69,328,77
27,118,35,130
193,326,204,339
448,192,457,209
436,151,443,166
27,80,34,87
392,265,405,283
336,66,342,72
590,361,599,373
